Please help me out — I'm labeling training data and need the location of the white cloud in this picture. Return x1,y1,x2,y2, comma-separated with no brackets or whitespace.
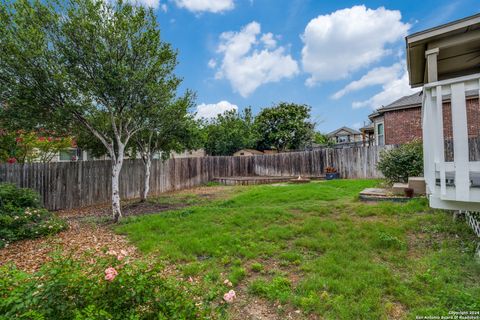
160,3,168,12
195,101,238,119
352,66,420,109
260,32,276,49
124,0,160,8
332,63,403,99
173,0,234,13
213,21,299,97
207,58,217,68
301,5,410,86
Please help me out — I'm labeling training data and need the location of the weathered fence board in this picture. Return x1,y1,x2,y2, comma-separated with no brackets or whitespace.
0,146,390,210
252,146,390,179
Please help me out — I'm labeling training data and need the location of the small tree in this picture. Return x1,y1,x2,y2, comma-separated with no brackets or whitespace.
254,102,315,151
135,91,201,201
313,132,335,147
203,107,257,156
1,0,179,221
0,130,72,163
377,140,423,183
0,130,19,163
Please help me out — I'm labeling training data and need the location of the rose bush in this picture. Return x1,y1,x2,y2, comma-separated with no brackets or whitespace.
0,183,66,248
0,253,208,319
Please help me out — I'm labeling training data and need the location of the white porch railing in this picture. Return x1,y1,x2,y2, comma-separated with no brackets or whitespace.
423,73,480,210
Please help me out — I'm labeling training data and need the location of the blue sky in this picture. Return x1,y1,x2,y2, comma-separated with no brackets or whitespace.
146,0,479,133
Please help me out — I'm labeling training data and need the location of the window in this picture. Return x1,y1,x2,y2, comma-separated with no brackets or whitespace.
377,123,385,146
59,148,82,161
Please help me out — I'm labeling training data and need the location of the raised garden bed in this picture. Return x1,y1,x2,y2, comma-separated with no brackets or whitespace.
359,188,412,202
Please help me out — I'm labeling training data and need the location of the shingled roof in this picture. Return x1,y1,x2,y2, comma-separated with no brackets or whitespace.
381,91,422,111
369,91,422,119
327,126,361,137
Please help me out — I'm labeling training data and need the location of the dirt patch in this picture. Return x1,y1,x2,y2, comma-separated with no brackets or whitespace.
59,185,236,220
386,301,407,320
58,201,185,220
406,228,449,260
229,296,279,320
228,281,310,320
227,259,312,320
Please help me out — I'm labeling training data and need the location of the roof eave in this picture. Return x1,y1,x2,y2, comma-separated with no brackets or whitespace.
406,13,480,44
406,13,480,88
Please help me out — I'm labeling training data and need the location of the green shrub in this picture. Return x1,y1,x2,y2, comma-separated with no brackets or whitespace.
0,183,40,210
0,183,66,247
0,253,209,320
377,140,423,183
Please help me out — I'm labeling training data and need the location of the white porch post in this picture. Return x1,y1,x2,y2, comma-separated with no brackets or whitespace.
425,48,439,83
423,48,440,197
422,89,435,194
451,82,470,201
433,85,446,196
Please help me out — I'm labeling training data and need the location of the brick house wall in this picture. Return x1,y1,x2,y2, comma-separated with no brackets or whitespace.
384,107,422,145
381,97,480,145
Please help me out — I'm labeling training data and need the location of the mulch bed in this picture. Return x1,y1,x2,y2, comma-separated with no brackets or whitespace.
0,219,137,273
0,201,185,272
0,185,233,273
0,200,185,273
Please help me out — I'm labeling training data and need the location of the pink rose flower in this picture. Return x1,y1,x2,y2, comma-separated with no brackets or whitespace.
116,249,129,261
106,250,117,256
223,290,236,303
104,267,118,281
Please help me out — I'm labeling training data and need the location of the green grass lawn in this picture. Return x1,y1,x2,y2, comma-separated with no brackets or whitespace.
116,180,480,319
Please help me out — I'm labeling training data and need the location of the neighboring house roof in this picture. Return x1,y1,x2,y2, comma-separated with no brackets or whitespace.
369,91,422,120
327,126,361,137
235,149,263,155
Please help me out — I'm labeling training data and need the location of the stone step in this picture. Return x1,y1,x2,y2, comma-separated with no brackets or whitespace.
408,177,426,195
392,183,409,195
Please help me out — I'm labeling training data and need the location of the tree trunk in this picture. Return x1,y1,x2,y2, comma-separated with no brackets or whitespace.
141,154,151,202
71,112,128,223
111,142,125,222
111,159,123,222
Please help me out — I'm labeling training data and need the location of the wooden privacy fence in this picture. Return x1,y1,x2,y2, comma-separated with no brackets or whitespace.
0,145,390,210
252,145,392,178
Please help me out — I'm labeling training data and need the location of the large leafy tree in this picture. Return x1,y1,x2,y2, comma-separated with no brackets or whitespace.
254,102,315,151
74,92,201,202
202,107,257,156
0,0,179,221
